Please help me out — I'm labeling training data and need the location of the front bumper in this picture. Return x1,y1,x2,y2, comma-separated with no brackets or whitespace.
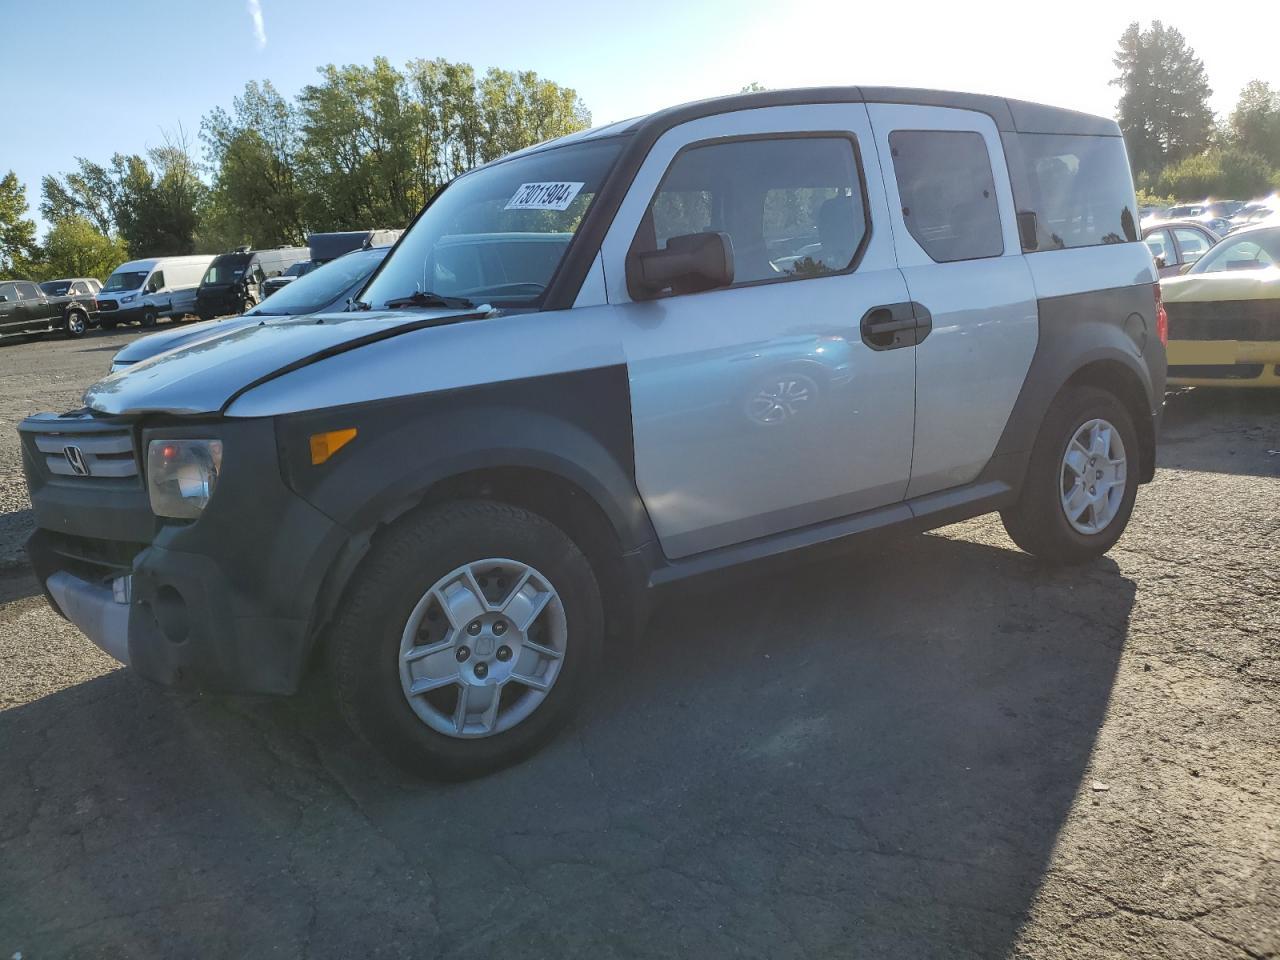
21,414,347,694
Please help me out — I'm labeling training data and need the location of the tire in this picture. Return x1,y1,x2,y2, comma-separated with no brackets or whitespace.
1001,384,1140,565
198,312,214,322
141,310,158,328
64,310,88,339
330,500,604,779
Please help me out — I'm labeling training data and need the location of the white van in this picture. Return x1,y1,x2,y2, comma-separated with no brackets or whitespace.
97,255,216,329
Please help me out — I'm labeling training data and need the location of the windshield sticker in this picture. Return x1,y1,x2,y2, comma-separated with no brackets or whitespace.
505,182,585,211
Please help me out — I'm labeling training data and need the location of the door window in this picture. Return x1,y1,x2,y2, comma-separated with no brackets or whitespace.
15,282,42,300
635,135,870,290
888,130,1003,262
0,283,16,303
1144,228,1174,265
148,271,165,291
1173,227,1211,266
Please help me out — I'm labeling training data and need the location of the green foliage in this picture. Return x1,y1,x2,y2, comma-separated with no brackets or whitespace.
200,80,306,249
34,58,590,259
36,216,129,282
1227,81,1280,165
0,171,39,279
1112,21,1214,178
1135,187,1176,209
1155,147,1275,199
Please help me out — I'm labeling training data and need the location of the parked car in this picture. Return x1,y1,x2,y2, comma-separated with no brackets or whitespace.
259,260,316,299
0,278,97,338
260,231,403,299
195,246,311,320
110,246,392,372
97,256,216,329
1161,224,1280,387
20,86,1165,778
1143,220,1218,277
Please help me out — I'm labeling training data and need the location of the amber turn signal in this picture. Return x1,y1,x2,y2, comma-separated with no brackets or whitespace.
309,428,358,465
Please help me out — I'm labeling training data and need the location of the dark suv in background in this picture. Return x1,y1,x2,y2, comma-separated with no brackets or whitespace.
0,279,96,339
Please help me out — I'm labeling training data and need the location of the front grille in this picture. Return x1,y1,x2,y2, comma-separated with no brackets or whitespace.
31,429,138,478
98,299,118,311
1168,363,1264,380
1165,300,1280,341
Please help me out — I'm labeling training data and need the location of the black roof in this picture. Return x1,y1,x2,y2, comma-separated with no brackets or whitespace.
508,85,1120,164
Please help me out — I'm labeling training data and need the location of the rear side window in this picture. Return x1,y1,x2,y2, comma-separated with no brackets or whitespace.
639,135,870,288
1007,133,1137,251
1144,228,1173,264
888,130,1003,263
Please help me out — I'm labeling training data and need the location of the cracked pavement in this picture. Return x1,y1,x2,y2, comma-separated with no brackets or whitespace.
0,331,1277,958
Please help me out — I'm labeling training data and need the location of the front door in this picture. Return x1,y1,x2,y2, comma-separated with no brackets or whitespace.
864,104,1039,499
600,104,918,558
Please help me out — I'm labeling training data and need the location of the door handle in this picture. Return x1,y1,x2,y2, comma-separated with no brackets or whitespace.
860,301,932,350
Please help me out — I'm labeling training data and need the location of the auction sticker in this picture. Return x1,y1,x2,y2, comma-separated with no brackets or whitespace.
505,182,585,211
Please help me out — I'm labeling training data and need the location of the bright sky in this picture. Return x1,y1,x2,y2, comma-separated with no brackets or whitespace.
4,0,1278,236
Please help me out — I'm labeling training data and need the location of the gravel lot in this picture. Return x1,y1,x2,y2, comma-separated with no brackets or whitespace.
0,328,1277,958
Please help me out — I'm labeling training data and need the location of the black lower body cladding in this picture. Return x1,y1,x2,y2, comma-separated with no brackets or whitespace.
980,282,1166,490
25,416,347,694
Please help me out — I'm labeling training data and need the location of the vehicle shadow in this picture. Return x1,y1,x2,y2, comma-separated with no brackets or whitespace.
1159,387,1280,477
0,532,1133,959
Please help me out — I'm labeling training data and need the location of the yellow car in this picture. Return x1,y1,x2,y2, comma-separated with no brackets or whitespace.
1161,224,1280,387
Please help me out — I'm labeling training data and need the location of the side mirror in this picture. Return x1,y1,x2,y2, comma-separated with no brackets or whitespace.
627,231,734,301
1154,256,1167,270
0,294,8,303
1178,262,1194,275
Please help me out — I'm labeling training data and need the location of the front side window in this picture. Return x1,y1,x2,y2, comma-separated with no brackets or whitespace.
1173,227,1211,265
1190,229,1280,274
361,136,625,310
148,271,164,291
0,283,15,302
889,130,1003,263
15,282,41,300
1008,133,1137,251
635,135,869,289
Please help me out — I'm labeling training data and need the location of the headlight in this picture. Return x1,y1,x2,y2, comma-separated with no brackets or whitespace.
122,294,136,303
146,439,223,519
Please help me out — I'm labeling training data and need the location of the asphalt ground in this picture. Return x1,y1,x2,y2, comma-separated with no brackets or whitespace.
0,325,1277,958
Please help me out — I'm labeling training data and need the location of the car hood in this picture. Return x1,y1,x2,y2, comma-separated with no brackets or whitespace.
1161,268,1280,303
85,307,490,416
113,315,259,366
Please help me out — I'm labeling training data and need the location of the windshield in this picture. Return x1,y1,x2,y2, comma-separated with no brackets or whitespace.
203,255,251,285
361,137,625,309
1190,228,1280,274
283,261,315,278
40,281,72,296
103,270,148,292
246,247,387,316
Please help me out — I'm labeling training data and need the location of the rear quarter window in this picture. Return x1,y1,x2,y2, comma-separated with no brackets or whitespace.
1006,133,1138,251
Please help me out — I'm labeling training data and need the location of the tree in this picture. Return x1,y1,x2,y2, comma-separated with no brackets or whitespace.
1227,81,1280,164
476,68,591,162
0,171,39,279
38,216,129,281
40,158,119,235
200,80,306,248
1112,21,1214,178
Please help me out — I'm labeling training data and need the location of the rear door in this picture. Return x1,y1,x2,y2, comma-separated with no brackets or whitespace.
865,104,1039,499
1145,228,1179,276
600,103,918,558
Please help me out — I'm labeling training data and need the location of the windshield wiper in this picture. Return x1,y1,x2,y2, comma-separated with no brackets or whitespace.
383,290,475,310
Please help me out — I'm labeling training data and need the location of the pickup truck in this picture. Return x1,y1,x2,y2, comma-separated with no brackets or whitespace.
0,278,96,338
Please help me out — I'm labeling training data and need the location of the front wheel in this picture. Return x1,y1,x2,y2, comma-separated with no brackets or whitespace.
141,310,158,328
330,500,603,779
64,311,87,339
1001,385,1140,565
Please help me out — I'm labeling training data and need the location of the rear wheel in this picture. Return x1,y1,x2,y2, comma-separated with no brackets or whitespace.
141,309,158,328
64,310,87,339
1001,385,1140,564
330,500,603,779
